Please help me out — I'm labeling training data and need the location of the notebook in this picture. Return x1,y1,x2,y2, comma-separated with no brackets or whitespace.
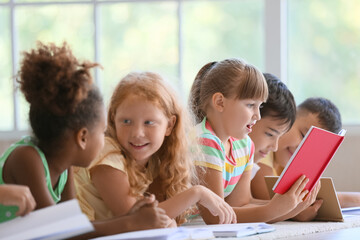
91,223,276,240
0,199,93,240
272,126,346,194
0,205,18,223
91,227,213,240
265,176,344,222
186,222,275,238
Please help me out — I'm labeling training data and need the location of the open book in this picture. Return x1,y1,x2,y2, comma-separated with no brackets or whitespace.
0,199,93,240
185,222,275,238
91,222,275,240
272,126,346,194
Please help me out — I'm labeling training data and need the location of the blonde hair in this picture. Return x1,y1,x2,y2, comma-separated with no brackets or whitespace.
189,58,268,123
106,72,196,223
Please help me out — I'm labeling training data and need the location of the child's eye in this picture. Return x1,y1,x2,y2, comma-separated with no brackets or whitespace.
265,132,273,137
122,119,131,124
247,104,255,108
144,120,154,125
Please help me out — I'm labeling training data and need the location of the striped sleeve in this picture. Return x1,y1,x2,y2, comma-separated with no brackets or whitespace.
195,134,224,172
244,137,255,172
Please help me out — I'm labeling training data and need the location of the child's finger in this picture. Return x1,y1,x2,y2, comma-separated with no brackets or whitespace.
143,193,156,204
312,199,323,212
227,204,237,224
217,207,225,224
21,194,36,216
287,175,306,194
295,176,309,196
128,195,156,214
299,189,309,201
232,208,237,223
223,204,232,224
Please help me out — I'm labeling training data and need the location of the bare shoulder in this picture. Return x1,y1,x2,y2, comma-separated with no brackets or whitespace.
4,145,44,182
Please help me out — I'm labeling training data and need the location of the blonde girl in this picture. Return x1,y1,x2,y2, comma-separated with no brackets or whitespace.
75,72,236,226
189,58,316,224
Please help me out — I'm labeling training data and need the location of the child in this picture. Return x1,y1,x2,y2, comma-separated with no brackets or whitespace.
74,71,236,226
253,97,360,208
189,59,317,224
0,184,36,217
249,73,322,222
250,73,297,198
0,42,170,237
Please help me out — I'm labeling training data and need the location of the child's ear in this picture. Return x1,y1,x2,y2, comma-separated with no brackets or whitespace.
212,92,225,112
165,115,176,136
76,127,89,150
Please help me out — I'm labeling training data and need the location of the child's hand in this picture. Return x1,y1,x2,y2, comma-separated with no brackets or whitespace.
166,219,177,228
300,180,321,208
0,184,36,216
127,193,156,215
291,181,323,221
292,199,323,221
127,193,171,229
197,186,237,224
270,175,309,216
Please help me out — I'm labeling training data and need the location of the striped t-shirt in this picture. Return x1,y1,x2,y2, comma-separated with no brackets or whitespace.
195,118,254,197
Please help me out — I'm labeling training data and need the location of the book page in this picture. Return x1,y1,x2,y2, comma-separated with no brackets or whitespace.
0,199,93,240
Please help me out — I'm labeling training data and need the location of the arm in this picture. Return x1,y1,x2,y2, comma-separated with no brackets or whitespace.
60,167,76,202
90,164,137,216
0,184,36,216
91,164,236,224
158,185,236,224
3,146,57,209
251,163,274,200
337,192,360,208
70,194,170,239
199,167,309,223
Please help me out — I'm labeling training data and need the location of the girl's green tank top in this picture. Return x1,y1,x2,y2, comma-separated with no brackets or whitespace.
0,136,68,203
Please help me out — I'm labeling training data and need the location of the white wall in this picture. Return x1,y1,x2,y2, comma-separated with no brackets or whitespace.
324,133,360,192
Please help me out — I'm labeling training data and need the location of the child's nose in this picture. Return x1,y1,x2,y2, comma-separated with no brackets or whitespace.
254,108,261,121
132,125,145,138
271,139,279,152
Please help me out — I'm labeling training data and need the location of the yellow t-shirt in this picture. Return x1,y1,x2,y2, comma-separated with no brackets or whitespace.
74,137,126,221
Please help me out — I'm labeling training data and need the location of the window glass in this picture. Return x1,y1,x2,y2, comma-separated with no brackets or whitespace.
183,0,264,94
15,5,94,130
0,8,13,131
99,2,178,104
288,0,360,124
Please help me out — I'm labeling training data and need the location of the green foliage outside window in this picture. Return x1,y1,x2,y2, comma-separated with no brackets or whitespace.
288,0,360,124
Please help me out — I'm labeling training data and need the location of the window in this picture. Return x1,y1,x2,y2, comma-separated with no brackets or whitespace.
182,0,264,93
288,0,360,124
1,0,358,136
0,7,12,130
0,0,264,134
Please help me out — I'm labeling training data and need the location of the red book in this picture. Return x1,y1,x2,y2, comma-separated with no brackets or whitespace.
272,126,346,194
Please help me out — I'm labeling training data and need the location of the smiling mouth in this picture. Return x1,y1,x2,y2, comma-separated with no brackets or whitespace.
130,143,149,149
259,151,268,157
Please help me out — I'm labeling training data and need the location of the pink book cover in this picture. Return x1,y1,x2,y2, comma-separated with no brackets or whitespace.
273,126,345,194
